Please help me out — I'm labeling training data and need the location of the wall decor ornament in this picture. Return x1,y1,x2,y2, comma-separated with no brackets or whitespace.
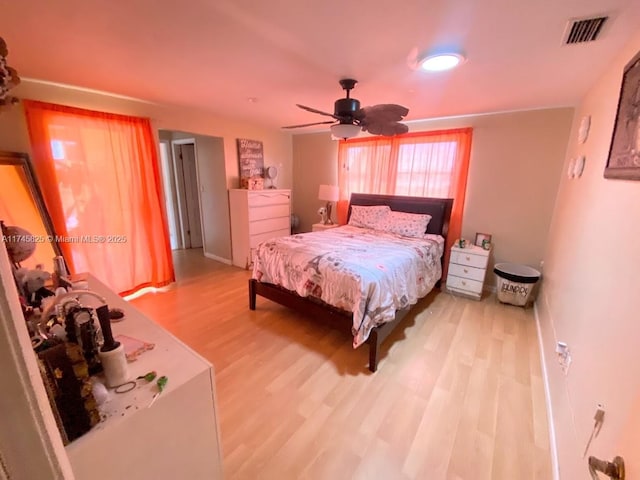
0,37,21,109
604,49,640,180
573,155,586,178
578,115,591,144
567,157,577,179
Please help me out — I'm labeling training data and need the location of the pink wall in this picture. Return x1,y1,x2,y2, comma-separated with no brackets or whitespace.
537,32,640,478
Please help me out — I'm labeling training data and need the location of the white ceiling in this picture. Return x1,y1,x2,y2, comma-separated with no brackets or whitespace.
2,0,639,132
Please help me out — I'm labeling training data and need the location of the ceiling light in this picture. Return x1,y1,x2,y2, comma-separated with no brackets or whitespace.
418,53,465,72
331,123,361,139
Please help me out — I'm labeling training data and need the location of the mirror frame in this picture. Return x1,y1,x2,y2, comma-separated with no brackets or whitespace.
0,150,65,261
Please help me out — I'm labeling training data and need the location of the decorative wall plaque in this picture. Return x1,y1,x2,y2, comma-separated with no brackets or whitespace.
237,138,264,189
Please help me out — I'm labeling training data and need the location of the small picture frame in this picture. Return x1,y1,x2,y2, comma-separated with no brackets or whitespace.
475,232,492,248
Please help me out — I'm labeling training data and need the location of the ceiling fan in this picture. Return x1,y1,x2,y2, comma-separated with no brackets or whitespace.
282,79,409,139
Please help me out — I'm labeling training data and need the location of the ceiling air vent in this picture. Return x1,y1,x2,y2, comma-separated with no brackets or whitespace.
563,16,608,44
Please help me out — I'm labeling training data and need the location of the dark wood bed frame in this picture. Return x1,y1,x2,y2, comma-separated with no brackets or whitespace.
248,193,454,372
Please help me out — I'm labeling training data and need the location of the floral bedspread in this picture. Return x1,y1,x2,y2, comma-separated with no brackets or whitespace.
252,225,444,348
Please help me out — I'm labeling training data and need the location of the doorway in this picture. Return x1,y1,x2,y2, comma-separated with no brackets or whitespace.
158,137,204,251
172,140,203,249
158,129,231,264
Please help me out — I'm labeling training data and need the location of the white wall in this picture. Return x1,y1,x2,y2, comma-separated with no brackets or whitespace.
291,132,338,232
537,32,640,478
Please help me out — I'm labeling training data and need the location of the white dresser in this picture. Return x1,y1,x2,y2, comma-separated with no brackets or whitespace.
229,189,291,268
65,275,223,479
446,244,491,300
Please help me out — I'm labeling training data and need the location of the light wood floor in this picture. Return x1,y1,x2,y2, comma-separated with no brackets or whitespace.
131,249,552,480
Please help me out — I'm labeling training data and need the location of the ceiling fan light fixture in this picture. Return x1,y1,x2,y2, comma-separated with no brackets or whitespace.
418,53,465,72
331,123,361,139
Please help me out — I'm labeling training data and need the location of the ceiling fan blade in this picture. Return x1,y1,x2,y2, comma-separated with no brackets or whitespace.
362,122,409,136
282,120,336,129
296,104,339,119
355,104,409,123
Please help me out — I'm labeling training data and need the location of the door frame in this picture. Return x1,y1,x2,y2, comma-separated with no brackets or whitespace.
170,139,205,251
159,140,182,250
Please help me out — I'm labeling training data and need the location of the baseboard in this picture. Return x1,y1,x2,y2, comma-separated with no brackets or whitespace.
203,252,232,265
533,295,560,480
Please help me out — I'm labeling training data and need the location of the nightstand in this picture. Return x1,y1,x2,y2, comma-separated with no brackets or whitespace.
446,243,491,300
312,223,340,232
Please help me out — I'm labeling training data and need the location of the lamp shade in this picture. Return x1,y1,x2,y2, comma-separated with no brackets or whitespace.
331,123,360,139
318,184,339,202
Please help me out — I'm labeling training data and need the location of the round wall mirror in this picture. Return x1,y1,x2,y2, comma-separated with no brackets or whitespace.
265,166,278,189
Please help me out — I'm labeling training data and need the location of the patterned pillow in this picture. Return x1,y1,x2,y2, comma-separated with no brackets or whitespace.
375,211,432,238
348,205,391,229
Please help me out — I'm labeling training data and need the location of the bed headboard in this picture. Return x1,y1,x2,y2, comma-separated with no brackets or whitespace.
348,193,454,240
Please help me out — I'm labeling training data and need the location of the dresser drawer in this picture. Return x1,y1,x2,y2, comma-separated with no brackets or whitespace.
248,204,290,222
450,250,489,269
248,192,290,207
249,216,290,236
446,274,483,294
250,228,290,248
448,263,486,282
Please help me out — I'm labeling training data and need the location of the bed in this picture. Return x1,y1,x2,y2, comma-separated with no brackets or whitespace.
248,193,453,371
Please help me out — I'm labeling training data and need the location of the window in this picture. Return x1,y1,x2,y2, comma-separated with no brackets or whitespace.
23,100,174,295
338,128,473,275
339,133,464,201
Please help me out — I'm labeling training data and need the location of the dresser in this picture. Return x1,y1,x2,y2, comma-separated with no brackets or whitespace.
229,189,291,268
446,244,491,300
65,275,223,479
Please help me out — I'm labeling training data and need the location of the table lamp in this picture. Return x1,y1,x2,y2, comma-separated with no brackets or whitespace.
318,184,339,225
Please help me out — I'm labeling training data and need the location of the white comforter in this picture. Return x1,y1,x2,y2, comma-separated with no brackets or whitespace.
252,225,444,348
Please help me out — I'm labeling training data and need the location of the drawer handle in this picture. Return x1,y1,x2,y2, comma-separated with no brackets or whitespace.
465,256,471,261
463,268,469,273
461,281,467,286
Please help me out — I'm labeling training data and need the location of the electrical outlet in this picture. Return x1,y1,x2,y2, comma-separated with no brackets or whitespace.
556,341,571,374
558,350,572,374
555,341,568,355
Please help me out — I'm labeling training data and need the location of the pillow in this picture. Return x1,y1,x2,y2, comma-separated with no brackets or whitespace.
374,211,432,238
348,205,391,229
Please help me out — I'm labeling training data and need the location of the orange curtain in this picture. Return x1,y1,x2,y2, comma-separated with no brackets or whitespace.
23,100,174,295
337,128,473,276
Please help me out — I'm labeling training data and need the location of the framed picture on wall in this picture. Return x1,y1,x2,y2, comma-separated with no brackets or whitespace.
604,49,640,180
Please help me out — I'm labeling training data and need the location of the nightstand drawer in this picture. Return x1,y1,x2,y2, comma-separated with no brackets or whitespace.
446,275,483,294
448,263,486,282
450,250,489,269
